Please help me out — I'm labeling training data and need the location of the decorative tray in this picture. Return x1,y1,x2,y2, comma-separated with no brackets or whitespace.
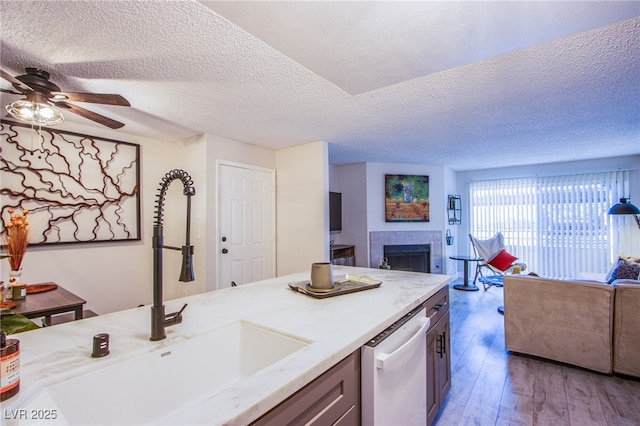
289,274,382,299
26,283,58,294
0,301,17,309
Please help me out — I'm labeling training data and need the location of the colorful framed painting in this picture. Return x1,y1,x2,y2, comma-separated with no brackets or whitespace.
0,120,141,245
385,174,430,222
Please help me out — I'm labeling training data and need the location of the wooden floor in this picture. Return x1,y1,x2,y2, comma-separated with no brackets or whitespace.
433,278,640,426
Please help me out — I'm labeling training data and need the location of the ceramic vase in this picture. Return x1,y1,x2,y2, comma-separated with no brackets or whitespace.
9,269,22,285
6,269,22,300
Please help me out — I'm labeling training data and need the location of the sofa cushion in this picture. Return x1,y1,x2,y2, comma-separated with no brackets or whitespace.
488,249,518,271
607,258,640,284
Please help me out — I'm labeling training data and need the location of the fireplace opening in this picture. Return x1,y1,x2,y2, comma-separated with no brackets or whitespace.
383,244,430,273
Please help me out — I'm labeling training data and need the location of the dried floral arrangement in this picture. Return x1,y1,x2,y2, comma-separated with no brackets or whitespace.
4,209,30,271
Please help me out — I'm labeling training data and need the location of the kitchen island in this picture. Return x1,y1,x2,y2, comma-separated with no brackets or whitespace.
4,266,450,425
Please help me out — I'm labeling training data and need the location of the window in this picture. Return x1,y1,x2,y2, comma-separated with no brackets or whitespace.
469,171,629,279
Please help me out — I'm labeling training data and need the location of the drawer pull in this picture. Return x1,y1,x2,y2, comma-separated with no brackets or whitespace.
427,301,447,318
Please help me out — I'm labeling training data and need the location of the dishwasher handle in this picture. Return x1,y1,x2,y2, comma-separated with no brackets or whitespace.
376,317,430,370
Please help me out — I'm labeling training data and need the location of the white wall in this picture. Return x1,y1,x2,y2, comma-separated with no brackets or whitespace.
204,134,276,292
160,134,210,302
329,162,451,269
330,163,369,267
365,163,449,270
276,142,329,275
365,163,448,232
2,123,207,314
9,122,634,315
1,123,281,314
442,166,459,276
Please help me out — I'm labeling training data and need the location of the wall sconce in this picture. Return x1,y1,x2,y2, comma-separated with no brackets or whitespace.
446,229,454,245
608,198,640,229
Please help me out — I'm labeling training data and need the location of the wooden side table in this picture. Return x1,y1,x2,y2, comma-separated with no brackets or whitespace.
12,282,87,321
330,245,355,266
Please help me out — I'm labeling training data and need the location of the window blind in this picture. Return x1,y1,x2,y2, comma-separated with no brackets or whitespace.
469,171,628,279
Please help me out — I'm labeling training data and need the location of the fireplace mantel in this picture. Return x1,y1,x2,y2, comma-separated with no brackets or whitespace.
370,231,443,274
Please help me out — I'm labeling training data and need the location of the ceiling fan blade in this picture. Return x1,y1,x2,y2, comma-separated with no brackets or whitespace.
56,101,125,129
1,69,32,93
52,91,130,106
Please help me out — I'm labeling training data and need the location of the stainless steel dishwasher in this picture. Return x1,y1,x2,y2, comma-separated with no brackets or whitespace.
361,304,430,425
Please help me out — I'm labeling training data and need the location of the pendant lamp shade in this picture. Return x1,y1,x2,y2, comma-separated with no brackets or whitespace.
608,198,640,229
608,198,640,215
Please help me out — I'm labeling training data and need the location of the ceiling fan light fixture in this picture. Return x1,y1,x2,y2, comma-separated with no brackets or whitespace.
6,99,64,126
2,67,129,129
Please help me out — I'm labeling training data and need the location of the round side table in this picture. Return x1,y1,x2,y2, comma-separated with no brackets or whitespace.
449,255,483,291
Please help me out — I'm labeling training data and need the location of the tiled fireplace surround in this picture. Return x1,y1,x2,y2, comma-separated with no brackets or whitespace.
369,231,443,274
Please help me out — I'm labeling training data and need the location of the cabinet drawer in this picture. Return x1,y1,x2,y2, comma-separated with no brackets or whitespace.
424,286,449,327
252,351,360,426
334,404,358,426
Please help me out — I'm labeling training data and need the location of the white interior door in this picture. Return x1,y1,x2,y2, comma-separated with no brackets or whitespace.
219,163,275,289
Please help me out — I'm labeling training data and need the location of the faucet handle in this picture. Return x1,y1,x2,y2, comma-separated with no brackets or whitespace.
164,303,188,327
176,303,188,316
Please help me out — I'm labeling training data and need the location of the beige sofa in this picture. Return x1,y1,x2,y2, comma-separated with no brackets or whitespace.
504,275,640,376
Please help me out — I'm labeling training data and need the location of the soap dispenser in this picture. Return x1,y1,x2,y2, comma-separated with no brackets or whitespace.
0,330,20,401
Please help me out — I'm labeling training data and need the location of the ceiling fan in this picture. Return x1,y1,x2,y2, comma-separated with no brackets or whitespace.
1,67,130,129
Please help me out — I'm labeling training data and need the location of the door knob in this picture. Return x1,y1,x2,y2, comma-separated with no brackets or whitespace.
222,236,227,242
222,248,228,254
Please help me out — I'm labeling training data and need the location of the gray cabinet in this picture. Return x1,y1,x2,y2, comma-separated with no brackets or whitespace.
252,351,360,426
426,286,451,425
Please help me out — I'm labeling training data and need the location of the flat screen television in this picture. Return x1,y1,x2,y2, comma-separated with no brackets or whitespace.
329,191,342,232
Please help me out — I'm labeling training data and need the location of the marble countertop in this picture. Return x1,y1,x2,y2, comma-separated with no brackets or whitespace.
5,266,450,425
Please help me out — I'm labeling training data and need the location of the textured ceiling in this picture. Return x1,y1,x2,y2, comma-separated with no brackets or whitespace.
1,1,639,171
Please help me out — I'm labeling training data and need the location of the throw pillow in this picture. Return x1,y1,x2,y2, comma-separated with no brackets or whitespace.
607,257,640,284
488,249,518,271
605,261,618,283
